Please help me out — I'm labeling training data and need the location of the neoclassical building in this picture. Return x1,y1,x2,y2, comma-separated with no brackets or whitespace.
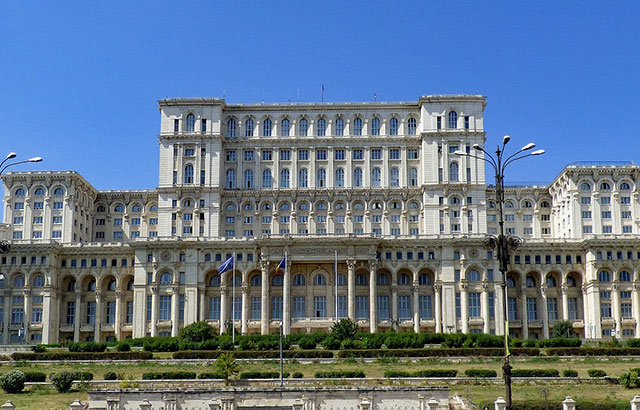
1,94,639,344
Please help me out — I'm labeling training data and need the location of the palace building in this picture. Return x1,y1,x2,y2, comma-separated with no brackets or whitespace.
1,94,638,344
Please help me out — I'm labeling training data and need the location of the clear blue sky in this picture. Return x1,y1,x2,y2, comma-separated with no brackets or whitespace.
1,1,639,198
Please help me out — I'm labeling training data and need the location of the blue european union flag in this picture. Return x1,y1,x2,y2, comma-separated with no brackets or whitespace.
217,256,234,273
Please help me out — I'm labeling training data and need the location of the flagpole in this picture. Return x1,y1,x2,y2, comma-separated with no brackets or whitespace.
334,250,338,322
232,250,236,344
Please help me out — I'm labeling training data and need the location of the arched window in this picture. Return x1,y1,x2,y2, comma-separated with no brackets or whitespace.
186,114,195,132
32,275,45,287
620,182,631,190
280,202,291,211
227,118,237,137
620,270,632,282
334,273,346,286
243,203,254,211
280,119,290,136
316,202,328,210
87,278,96,291
371,118,380,135
262,118,272,136
244,169,254,189
540,201,550,208
225,203,236,212
407,117,417,135
262,169,273,188
15,188,25,196
353,118,362,136
53,187,65,196
467,270,481,281
261,202,271,211
209,275,221,287
389,118,399,135
159,272,173,284
390,167,399,187
504,201,515,208
298,202,309,211
34,188,45,196
448,111,458,129
449,162,459,182
488,201,496,208
313,274,327,286
409,201,420,209
526,276,536,287
372,201,382,210
598,270,611,282
126,279,134,291
377,273,390,285
507,277,516,288
132,205,142,212
546,276,557,287
450,196,461,205
356,274,368,285
150,205,158,212
293,274,305,286
316,168,326,187
409,168,418,186
225,169,236,189
184,165,194,184
567,276,577,287
600,182,611,190
317,119,326,136
272,275,283,286
280,169,290,188
353,168,363,187
107,279,116,291
523,201,532,208
335,118,344,136
298,118,308,136
390,201,401,209
371,167,381,187
230,274,241,287
335,202,345,210
398,273,411,285
353,202,364,210
419,273,432,285
250,275,261,286
580,183,591,190
245,119,254,137
67,279,76,291
298,169,308,188
335,168,344,187
183,199,193,208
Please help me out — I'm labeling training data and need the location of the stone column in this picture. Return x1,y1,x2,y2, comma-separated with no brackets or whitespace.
460,283,469,334
283,258,291,335
94,291,102,342
41,287,53,344
347,260,356,320
413,282,420,333
260,260,269,335
171,286,179,337
150,286,158,337
633,284,640,337
562,285,570,321
369,260,377,333
241,284,248,334
22,289,31,343
198,286,206,321
612,283,621,338
521,286,529,339
541,286,549,339
114,291,122,341
74,291,82,342
391,283,398,330
434,283,442,333
219,285,228,335
2,290,10,344
482,283,490,334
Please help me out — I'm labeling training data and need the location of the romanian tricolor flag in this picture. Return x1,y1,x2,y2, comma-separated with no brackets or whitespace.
275,255,286,275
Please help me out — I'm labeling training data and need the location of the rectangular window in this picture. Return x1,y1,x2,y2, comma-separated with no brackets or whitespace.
468,293,481,318
352,149,363,160
601,196,611,205
106,301,115,324
313,296,326,318
334,149,345,160
547,298,558,321
126,301,133,324
279,150,291,161
225,150,236,161
603,225,612,233
244,150,254,161
377,295,389,320
455,293,461,318
601,211,612,219
489,292,495,318
337,296,347,318
293,296,306,318
356,296,369,319
526,297,538,321
622,303,633,318
86,301,96,324
582,211,592,219
53,202,63,209
159,296,171,321
66,301,76,325
623,225,633,233
231,296,241,320
146,296,152,321
262,150,272,161
201,118,207,132
251,297,261,320
580,196,591,205
419,295,432,319
621,196,631,204
316,149,327,160
371,149,382,160
600,302,612,319
389,149,400,159
407,149,418,159
398,295,411,319
568,297,578,320
271,296,283,319
31,307,43,323
297,150,309,161
508,297,518,320
208,297,221,320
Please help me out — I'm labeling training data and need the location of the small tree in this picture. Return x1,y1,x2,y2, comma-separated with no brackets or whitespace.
552,320,574,338
215,352,239,385
330,318,359,341
0,370,25,394
178,321,216,344
51,372,75,393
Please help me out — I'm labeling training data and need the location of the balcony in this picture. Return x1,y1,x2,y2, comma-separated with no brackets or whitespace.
59,324,74,332
508,320,522,328
527,320,543,328
571,319,584,328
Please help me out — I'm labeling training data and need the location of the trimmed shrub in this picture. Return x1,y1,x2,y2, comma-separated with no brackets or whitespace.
31,345,47,353
104,372,118,380
546,347,640,356
197,372,225,379
413,369,457,377
23,372,46,382
68,342,107,352
330,318,359,340
625,339,640,348
320,336,341,350
142,371,196,380
116,342,131,352
511,369,559,377
178,321,216,344
292,372,303,378
384,370,411,377
12,351,153,361
172,349,332,360
315,370,365,378
336,347,538,358
0,370,26,393
297,336,318,350
240,371,289,379
539,337,582,348
69,372,93,381
474,334,504,348
588,369,607,378
563,370,578,377
465,369,498,378
142,337,179,352
51,372,74,393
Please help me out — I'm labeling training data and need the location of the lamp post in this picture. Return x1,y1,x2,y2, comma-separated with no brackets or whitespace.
0,152,43,254
454,136,544,410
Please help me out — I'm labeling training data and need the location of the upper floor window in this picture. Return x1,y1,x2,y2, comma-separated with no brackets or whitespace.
186,114,195,132
15,188,25,196
53,187,65,196
390,167,399,187
280,169,290,188
356,274,368,285
540,201,550,208
371,118,380,135
227,118,237,137
335,118,344,136
335,168,344,187
298,118,308,136
298,169,308,188
600,182,611,190
263,119,272,136
580,182,591,190
620,270,632,282
371,167,381,187
317,118,326,136
34,187,45,196
316,168,326,187
409,168,418,186
353,168,363,187
281,119,290,136
407,117,417,135
225,169,236,189
620,182,631,190
448,111,458,129
353,118,362,136
313,274,327,286
467,269,481,281
262,169,273,188
114,204,125,212
159,272,173,284
598,270,611,282
449,162,459,182
245,119,254,137
184,165,194,184
13,275,25,288
293,274,305,286
389,118,399,135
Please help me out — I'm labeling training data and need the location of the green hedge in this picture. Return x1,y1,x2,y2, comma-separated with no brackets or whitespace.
538,337,582,348
588,369,607,377
315,371,365,378
563,370,578,377
477,400,629,410
142,371,196,380
336,347,539,358
23,372,47,382
240,371,289,379
172,349,333,360
511,369,559,377
197,372,225,379
50,372,93,381
68,342,107,352
465,369,497,378
546,347,640,356
11,351,153,361
383,369,457,377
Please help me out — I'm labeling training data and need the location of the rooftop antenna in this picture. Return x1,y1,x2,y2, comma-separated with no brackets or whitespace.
374,92,377,102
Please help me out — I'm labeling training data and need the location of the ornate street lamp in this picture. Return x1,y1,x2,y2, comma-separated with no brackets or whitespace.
0,152,43,254
454,136,544,410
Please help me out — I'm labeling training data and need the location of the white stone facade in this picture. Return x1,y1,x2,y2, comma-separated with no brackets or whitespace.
0,95,639,343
